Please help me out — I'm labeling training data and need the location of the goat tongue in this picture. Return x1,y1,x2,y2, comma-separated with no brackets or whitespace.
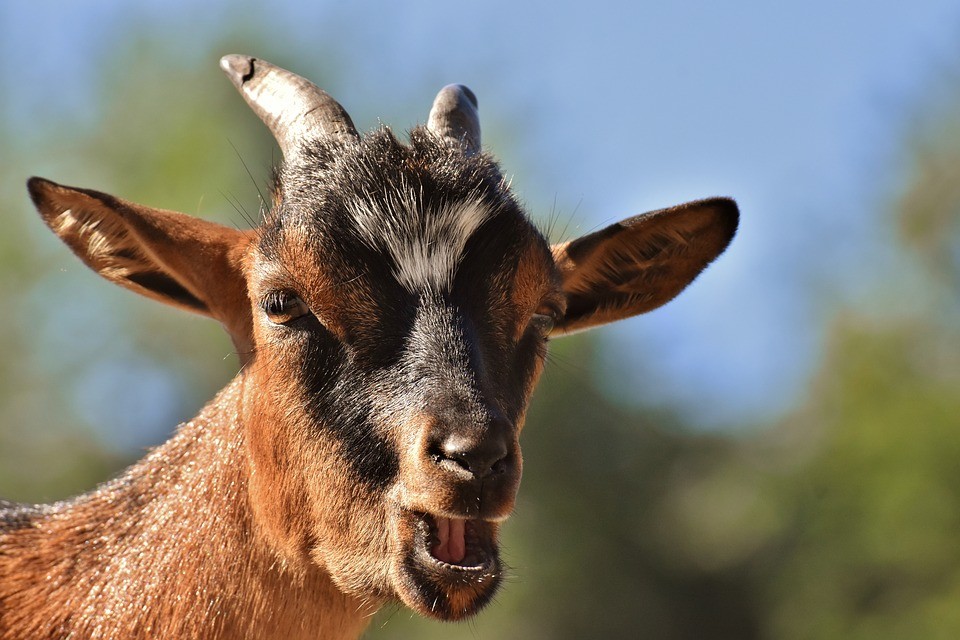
431,516,466,564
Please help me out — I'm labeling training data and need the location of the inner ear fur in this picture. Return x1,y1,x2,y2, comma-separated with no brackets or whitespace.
551,197,738,335
28,177,254,358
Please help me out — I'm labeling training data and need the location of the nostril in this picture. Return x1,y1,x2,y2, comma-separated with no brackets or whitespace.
490,456,508,475
437,435,509,480
443,450,476,474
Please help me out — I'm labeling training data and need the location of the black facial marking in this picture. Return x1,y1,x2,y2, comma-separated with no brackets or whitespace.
455,213,552,415
293,332,401,491
321,405,400,492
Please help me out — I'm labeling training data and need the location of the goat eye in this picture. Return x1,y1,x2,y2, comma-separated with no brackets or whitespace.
529,312,556,337
262,291,310,325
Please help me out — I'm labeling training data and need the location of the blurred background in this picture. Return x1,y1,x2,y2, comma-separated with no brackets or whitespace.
3,1,960,637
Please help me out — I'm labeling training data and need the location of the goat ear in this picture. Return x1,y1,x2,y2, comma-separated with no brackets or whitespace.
28,177,253,356
550,198,738,335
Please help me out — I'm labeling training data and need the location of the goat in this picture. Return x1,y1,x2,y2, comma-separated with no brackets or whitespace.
0,55,738,639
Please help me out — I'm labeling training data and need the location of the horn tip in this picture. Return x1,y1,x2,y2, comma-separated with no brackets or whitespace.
220,54,255,88
441,84,478,110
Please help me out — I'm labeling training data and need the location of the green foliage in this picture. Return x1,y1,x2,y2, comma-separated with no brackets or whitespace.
762,317,960,640
897,107,960,289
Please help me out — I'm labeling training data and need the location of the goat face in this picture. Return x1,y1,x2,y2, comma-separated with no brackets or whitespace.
243,128,555,618
27,55,738,622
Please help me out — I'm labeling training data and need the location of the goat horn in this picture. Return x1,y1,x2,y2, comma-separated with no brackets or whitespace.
220,54,359,157
427,84,481,155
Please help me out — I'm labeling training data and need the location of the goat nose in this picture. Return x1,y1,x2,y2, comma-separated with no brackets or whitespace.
437,433,510,480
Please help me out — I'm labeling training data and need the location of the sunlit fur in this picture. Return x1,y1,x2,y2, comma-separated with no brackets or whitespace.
0,380,374,639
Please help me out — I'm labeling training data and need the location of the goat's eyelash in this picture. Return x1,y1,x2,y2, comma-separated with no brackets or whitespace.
262,291,311,325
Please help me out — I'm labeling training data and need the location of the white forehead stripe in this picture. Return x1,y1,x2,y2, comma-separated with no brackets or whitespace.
347,191,493,292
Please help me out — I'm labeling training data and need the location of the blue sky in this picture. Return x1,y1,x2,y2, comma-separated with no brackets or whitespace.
3,0,960,432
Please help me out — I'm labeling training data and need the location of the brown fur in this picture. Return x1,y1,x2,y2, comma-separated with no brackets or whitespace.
0,378,375,640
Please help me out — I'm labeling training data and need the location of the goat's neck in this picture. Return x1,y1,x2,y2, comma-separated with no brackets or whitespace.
1,376,374,640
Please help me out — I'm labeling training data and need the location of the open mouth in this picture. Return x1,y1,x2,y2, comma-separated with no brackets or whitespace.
394,510,502,619
420,513,495,569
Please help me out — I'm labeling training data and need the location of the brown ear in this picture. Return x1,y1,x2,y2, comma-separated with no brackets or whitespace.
551,198,738,335
28,177,254,358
